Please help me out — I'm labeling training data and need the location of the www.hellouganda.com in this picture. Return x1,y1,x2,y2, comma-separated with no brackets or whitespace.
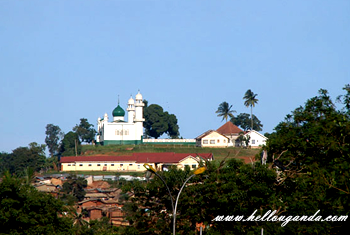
212,210,348,227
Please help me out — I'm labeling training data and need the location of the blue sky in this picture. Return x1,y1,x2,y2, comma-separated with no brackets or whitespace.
1,0,349,154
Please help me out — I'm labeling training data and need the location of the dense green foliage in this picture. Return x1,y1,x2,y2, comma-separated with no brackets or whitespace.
143,102,180,139
0,173,127,235
122,161,285,234
266,87,350,234
216,101,236,122
0,172,74,235
0,142,46,176
45,124,64,157
73,118,97,144
61,175,88,203
59,131,81,156
231,113,263,131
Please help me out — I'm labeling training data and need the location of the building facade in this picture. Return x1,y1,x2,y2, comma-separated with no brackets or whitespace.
96,91,145,145
195,130,229,147
243,130,268,148
60,152,213,172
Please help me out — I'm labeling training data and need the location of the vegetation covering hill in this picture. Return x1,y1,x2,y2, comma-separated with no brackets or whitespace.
81,144,262,162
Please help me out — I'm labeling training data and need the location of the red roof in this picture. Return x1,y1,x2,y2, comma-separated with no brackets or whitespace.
216,122,243,135
60,152,213,164
60,155,137,163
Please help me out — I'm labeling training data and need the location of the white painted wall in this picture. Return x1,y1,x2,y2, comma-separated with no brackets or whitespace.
102,122,137,141
200,131,228,148
244,130,268,147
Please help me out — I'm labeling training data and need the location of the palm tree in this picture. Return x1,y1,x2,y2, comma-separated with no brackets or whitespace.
216,102,236,122
243,89,259,130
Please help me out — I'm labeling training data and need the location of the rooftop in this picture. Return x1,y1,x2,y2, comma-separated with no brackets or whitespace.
216,121,243,135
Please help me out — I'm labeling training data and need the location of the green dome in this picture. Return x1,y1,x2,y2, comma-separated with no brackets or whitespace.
112,105,125,117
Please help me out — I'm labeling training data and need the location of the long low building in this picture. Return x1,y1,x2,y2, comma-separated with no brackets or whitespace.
60,152,213,172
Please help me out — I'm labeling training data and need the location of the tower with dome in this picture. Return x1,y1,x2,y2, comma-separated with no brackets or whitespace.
96,91,145,145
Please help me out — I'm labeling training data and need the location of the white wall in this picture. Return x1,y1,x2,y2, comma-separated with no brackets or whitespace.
102,122,138,141
244,131,267,147
200,132,228,148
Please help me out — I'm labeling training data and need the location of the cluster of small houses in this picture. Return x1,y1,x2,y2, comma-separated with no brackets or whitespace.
34,174,140,226
33,173,212,230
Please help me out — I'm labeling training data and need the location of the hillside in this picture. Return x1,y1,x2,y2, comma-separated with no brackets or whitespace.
81,144,261,162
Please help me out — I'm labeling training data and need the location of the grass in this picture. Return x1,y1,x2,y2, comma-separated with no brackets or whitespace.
81,144,261,161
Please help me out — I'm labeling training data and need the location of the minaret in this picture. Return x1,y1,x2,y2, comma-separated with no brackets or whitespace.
134,90,145,140
135,91,144,121
104,113,109,122
127,95,135,123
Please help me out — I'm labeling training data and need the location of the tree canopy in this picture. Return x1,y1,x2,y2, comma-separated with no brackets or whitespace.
45,124,63,157
73,118,96,144
243,89,259,130
0,142,46,176
216,101,236,122
0,172,74,234
59,131,81,157
143,103,180,139
265,86,350,234
231,113,263,131
61,174,88,203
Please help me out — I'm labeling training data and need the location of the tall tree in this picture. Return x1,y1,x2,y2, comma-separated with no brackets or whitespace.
0,152,12,176
45,124,63,157
215,102,236,122
143,104,180,139
243,89,259,130
337,83,350,113
266,87,350,234
59,131,81,156
231,113,263,131
165,113,180,139
8,142,46,176
73,118,97,144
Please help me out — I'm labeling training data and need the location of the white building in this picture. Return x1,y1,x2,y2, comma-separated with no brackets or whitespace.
195,130,229,147
60,152,213,172
96,91,145,145
196,122,268,148
196,122,244,147
243,130,268,148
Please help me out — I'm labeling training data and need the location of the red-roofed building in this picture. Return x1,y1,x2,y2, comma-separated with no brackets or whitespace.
195,130,229,147
196,122,244,147
60,152,213,172
217,122,244,147
216,121,243,136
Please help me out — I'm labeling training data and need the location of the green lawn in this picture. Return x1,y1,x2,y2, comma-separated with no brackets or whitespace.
81,144,261,161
